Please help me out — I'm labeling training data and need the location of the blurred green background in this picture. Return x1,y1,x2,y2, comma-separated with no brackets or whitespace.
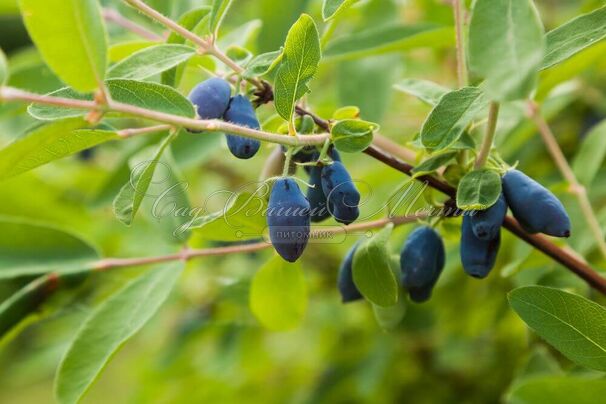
0,0,605,402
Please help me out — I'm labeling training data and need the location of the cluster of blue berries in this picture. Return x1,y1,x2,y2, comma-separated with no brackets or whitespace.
188,78,361,263
338,169,571,304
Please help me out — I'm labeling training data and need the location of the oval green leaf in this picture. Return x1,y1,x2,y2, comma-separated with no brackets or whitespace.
352,223,398,307
468,0,545,101
322,0,358,21
19,0,107,92
209,0,234,36
394,78,450,106
411,151,457,178
0,217,99,279
420,86,486,151
508,286,606,372
507,376,606,404
572,120,606,187
55,262,183,404
274,14,321,122
542,6,606,70
331,119,378,153
107,44,196,80
249,255,307,331
456,169,502,210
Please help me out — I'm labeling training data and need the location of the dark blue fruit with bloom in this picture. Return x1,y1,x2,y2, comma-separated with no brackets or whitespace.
307,166,332,222
460,216,500,279
223,95,261,159
267,178,311,262
470,193,507,240
320,161,360,225
188,77,231,119
400,226,445,303
338,244,363,303
502,169,571,237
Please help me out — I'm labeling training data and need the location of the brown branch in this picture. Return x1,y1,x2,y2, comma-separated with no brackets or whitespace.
363,144,606,295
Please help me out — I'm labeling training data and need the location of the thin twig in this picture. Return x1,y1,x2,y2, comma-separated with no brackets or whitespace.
452,0,468,88
124,0,210,49
527,101,606,260
474,101,499,169
0,86,330,146
102,8,164,41
95,214,424,270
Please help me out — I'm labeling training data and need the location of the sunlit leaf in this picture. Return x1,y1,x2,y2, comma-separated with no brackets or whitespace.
250,255,307,331
456,169,502,210
108,44,196,80
19,0,107,92
331,119,378,153
322,0,358,21
394,78,450,106
209,0,234,36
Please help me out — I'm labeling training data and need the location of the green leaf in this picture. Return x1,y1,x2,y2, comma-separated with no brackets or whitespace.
412,151,458,177
394,78,450,106
209,0,234,36
113,134,175,226
322,0,358,21
456,169,502,210
508,286,606,372
420,87,486,151
572,120,606,187
190,191,268,243
18,0,107,92
507,376,606,404
243,50,283,79
542,6,606,69
55,262,183,404
162,7,211,87
0,217,99,279
274,14,321,122
331,119,378,153
29,79,195,120
0,47,7,86
109,41,156,63
373,299,406,331
107,44,196,80
468,0,545,101
250,255,307,331
0,118,119,180
352,223,398,307
0,271,89,339
324,24,453,61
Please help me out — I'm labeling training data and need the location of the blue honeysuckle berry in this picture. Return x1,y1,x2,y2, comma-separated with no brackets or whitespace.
267,177,311,262
188,77,231,119
320,161,360,225
337,243,363,303
470,192,508,241
223,95,261,159
502,169,571,237
400,226,445,303
460,215,500,279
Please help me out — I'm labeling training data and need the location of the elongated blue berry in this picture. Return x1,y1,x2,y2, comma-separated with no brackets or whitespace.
470,192,507,240
188,77,231,119
338,244,363,303
307,166,332,222
502,169,571,237
223,95,261,159
321,161,360,225
400,226,445,303
460,216,500,279
267,178,311,262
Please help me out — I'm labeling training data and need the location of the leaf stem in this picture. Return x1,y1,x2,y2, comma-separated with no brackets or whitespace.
282,146,294,177
474,101,499,169
102,8,164,41
527,101,606,260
